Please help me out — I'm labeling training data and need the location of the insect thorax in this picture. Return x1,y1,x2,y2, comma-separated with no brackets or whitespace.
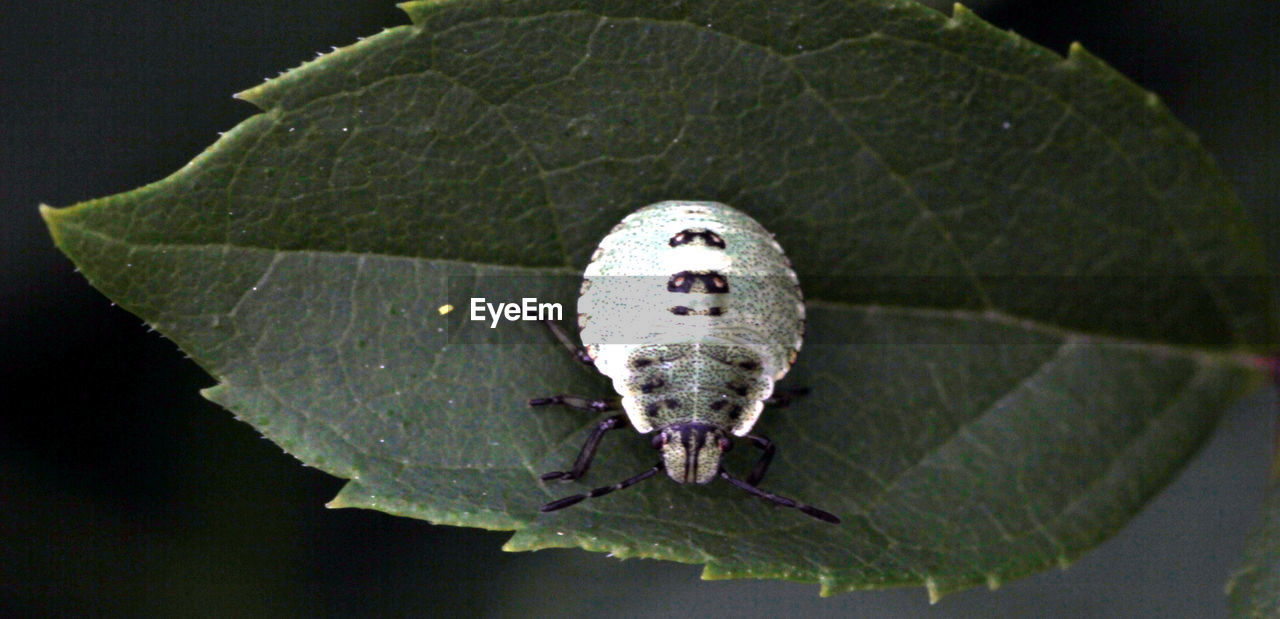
577,200,804,437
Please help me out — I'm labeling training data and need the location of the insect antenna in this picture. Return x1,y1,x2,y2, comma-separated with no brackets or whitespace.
541,462,664,512
719,469,840,524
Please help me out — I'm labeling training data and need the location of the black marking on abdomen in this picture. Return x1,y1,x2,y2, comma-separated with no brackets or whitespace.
639,377,666,394
669,228,726,249
644,398,682,416
668,306,724,317
667,271,729,294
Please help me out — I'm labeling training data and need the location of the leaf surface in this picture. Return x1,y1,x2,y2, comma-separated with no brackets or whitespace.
42,0,1274,597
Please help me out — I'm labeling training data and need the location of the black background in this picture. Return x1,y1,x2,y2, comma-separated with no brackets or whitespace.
4,1,1276,615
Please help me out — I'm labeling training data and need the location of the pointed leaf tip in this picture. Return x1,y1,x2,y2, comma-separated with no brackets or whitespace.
926,577,942,604
398,0,455,26
986,573,1002,591
1067,41,1090,62
199,384,228,404
231,88,266,110
39,204,67,246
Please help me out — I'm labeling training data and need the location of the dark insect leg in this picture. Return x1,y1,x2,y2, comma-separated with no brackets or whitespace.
763,386,810,408
540,414,628,482
543,319,594,365
745,434,776,486
719,469,840,524
541,462,663,512
527,394,618,412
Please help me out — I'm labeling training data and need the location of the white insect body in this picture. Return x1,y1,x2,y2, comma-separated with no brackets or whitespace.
578,201,804,482
531,200,837,523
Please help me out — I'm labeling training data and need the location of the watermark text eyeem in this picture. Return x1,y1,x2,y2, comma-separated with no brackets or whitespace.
470,297,563,328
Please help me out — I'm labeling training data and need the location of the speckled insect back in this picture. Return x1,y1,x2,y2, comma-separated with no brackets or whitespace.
529,201,838,524
581,201,804,469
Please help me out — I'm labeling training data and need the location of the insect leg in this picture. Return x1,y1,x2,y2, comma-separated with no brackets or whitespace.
543,319,594,365
527,394,619,412
540,414,628,482
541,462,663,512
719,469,840,524
744,434,776,486
763,386,810,408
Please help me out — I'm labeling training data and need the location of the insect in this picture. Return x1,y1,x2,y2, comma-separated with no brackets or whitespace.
530,200,839,524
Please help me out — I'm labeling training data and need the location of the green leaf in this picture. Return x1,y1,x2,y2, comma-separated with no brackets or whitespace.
41,0,1274,598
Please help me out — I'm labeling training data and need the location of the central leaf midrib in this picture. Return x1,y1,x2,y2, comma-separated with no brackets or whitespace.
54,215,1264,365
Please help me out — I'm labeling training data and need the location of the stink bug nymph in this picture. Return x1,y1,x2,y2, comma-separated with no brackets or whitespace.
529,200,839,524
